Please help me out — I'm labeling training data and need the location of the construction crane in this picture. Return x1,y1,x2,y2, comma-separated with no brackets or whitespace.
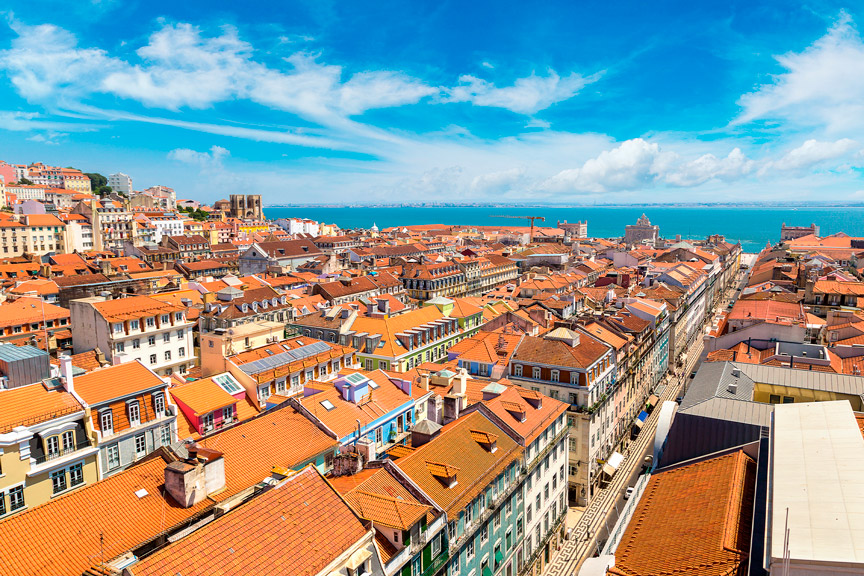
489,215,546,242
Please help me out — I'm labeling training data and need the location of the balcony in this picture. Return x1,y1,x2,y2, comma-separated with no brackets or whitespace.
32,440,92,465
28,440,98,477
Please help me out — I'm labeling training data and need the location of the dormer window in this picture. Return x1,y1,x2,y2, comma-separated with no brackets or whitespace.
127,400,141,427
146,317,155,328
130,319,140,330
153,393,165,416
161,314,169,324
426,460,459,488
100,409,114,435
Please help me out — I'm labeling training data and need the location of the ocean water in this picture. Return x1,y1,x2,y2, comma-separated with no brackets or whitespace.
263,206,864,253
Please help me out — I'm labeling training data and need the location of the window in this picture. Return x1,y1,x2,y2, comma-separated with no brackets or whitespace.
175,312,183,322
494,510,501,528
160,425,172,446
149,354,157,364
146,317,155,328
66,462,84,487
177,329,184,339
179,347,186,358
100,410,113,435
153,393,165,416
536,493,542,510
51,470,67,494
164,351,171,361
46,435,60,457
431,532,441,557
481,522,489,542
148,335,156,346
533,367,541,379
465,502,474,525
162,333,170,344
258,385,270,402
130,320,139,330
107,443,120,470
516,517,523,537
132,339,140,349
134,434,146,457
305,369,313,382
223,406,233,422
62,430,75,452
783,396,794,404
506,497,513,516
128,401,140,427
375,427,382,445
466,538,475,560
514,364,522,377
551,370,559,382
115,342,124,353
411,557,422,576
113,322,123,333
9,486,24,511
276,379,286,394
161,314,170,324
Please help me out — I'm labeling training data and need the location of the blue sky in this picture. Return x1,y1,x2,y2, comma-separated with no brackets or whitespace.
1,1,864,204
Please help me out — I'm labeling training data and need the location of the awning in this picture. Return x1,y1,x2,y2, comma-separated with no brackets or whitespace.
346,548,372,571
482,567,493,576
495,550,504,565
647,394,659,406
632,418,644,430
602,451,624,477
637,411,649,423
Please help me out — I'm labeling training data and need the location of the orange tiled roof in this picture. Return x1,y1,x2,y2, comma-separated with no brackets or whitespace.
469,429,499,444
483,386,568,445
73,361,165,406
91,295,185,323
170,377,238,416
49,349,104,372
0,382,83,433
0,297,69,329
190,405,338,501
397,411,522,517
425,460,460,478
347,489,431,530
0,455,213,576
128,466,368,576
298,371,413,438
609,450,756,576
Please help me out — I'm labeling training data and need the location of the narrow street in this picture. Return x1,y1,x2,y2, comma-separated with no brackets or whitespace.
544,266,748,576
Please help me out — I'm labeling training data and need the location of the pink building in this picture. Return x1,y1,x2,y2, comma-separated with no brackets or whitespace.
169,373,249,438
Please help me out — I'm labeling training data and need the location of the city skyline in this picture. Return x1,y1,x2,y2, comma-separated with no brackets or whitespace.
2,1,864,203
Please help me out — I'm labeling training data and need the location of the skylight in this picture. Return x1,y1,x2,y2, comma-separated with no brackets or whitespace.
320,399,336,411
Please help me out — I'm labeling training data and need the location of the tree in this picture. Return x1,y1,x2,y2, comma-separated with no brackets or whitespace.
96,185,113,197
16,177,33,185
85,173,107,189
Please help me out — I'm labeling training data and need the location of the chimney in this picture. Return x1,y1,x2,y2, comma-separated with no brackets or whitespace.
60,355,74,394
100,290,112,301
165,444,226,508
420,373,430,391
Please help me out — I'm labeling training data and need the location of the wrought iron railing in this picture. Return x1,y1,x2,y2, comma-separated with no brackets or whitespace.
32,440,92,465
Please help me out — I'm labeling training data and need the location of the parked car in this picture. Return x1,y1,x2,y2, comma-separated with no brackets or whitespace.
624,486,635,500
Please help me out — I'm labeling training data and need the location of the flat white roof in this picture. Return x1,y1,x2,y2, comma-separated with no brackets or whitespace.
771,401,864,566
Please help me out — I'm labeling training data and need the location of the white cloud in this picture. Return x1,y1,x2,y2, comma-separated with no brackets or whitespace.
0,21,119,105
665,148,755,187
168,145,230,167
760,138,858,173
446,70,599,115
540,138,674,194
525,118,551,129
471,167,527,193
736,13,864,133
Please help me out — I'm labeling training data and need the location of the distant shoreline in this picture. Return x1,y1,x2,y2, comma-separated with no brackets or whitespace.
264,202,864,209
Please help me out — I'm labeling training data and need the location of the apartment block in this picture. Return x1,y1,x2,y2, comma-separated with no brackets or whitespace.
70,294,196,377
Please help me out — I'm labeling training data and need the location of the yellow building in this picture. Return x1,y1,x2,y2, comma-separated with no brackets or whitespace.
183,219,205,237
0,213,67,257
0,380,99,516
237,221,270,238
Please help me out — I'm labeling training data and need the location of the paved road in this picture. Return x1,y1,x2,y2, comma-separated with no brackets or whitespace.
543,337,704,576
543,267,750,576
